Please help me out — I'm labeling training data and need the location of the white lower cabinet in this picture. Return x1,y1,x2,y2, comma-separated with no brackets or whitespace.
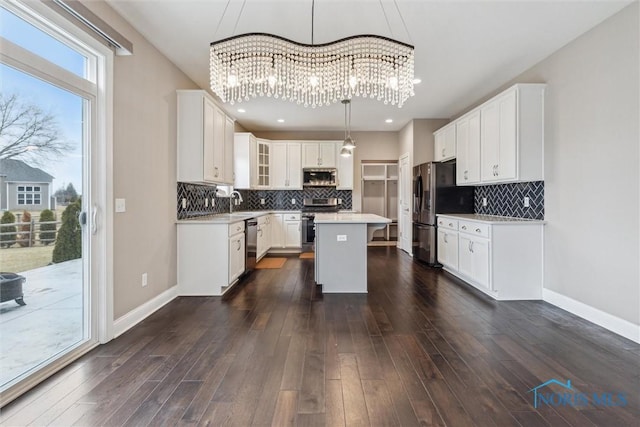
257,215,269,261
437,215,543,300
228,230,245,285
178,221,245,296
269,212,301,250
458,233,490,291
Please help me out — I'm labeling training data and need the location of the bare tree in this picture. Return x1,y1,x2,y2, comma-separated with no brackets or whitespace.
0,92,72,165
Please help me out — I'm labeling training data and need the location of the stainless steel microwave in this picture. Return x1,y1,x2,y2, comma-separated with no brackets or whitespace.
303,168,337,187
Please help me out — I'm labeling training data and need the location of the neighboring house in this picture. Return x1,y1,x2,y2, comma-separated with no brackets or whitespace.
0,159,54,211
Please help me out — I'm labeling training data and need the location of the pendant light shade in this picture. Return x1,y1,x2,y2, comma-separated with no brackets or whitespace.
341,99,355,157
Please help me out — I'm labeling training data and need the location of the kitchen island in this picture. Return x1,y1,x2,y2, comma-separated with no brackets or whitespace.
314,213,391,293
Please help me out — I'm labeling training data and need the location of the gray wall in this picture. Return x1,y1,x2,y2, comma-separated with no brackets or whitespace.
82,1,199,319
504,4,638,325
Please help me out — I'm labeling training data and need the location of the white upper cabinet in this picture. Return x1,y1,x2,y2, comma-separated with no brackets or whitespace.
303,142,337,168
234,132,258,189
480,84,544,184
224,116,235,184
434,123,456,162
271,142,302,189
455,110,481,185
335,142,354,190
177,90,233,184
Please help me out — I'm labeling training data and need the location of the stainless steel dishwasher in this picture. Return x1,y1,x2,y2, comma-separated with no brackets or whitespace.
245,219,257,273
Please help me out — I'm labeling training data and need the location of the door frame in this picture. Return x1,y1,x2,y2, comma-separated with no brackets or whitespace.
398,152,412,254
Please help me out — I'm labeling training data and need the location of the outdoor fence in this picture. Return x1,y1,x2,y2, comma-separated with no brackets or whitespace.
0,220,61,248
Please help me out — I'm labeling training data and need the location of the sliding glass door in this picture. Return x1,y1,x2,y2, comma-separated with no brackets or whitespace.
0,1,107,405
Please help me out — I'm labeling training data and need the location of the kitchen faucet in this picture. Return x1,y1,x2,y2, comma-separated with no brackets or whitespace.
229,190,243,213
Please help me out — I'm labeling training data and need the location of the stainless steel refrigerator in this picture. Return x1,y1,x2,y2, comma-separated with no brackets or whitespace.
413,161,474,265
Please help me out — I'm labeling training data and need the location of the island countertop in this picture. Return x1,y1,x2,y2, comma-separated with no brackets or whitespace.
437,213,546,225
314,213,391,224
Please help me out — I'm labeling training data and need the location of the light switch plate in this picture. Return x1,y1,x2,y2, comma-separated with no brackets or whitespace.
482,197,488,207
260,198,265,205
524,197,530,207
115,198,126,213
291,198,296,204
337,235,347,241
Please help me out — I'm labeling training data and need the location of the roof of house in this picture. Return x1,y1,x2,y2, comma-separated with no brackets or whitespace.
0,159,54,183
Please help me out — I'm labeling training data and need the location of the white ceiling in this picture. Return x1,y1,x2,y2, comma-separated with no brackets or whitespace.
106,0,630,132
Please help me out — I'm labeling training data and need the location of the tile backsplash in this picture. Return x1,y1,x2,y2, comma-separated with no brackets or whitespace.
474,181,544,220
177,182,352,218
245,188,352,211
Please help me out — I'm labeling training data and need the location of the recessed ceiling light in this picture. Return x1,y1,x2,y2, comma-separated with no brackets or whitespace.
237,108,246,113
413,78,422,84
277,119,285,123
385,119,393,123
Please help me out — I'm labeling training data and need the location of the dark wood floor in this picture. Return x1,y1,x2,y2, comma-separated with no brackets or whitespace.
2,247,639,426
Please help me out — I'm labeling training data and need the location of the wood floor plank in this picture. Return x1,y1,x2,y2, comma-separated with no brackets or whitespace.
339,353,370,426
271,390,298,427
4,247,639,427
325,379,346,427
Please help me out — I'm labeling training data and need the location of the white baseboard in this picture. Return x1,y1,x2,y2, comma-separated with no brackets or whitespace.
543,288,640,344
113,285,179,338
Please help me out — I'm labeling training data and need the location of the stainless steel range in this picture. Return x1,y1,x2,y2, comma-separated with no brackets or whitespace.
301,197,339,251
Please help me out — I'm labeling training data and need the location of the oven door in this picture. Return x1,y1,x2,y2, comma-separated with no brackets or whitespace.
302,216,315,248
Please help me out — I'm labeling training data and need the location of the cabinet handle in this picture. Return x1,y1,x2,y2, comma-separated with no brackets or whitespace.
464,170,468,180
444,233,448,243
469,241,474,253
442,148,445,157
475,228,481,233
448,223,453,227
237,240,241,251
461,225,467,230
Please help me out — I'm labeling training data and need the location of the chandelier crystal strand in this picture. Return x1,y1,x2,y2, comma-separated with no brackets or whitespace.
210,33,414,107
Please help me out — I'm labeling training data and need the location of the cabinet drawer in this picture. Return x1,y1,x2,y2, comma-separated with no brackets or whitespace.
229,221,245,236
283,213,301,221
437,217,458,231
458,220,490,238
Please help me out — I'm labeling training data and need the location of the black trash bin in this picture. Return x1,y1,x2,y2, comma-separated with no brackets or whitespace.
0,272,26,306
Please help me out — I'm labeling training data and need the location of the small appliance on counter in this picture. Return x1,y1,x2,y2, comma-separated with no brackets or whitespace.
413,161,474,265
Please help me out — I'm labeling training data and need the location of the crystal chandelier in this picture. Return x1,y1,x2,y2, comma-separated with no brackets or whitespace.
209,2,415,108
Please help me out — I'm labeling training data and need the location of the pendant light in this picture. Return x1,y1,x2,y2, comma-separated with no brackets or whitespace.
340,99,355,157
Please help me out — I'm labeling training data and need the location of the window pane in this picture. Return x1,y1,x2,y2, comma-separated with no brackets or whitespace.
0,7,86,78
34,186,40,191
18,186,24,191
26,186,32,191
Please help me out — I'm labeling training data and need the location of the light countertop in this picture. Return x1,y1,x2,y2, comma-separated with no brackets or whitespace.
314,213,391,224
437,213,546,225
176,211,273,224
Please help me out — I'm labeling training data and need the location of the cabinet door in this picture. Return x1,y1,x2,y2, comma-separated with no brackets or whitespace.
437,229,458,270
224,116,235,184
228,234,245,284
202,98,216,181
336,142,354,190
270,143,288,189
497,89,517,181
257,140,270,187
481,100,499,182
443,125,456,161
459,234,490,290
257,224,267,260
287,143,302,189
270,214,284,248
303,144,320,167
456,111,480,185
212,105,225,181
284,221,301,248
319,142,336,167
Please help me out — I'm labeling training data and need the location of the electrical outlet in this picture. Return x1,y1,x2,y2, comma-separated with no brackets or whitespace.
205,198,208,208
260,198,265,205
182,198,187,209
115,198,126,213
211,198,215,207
482,197,488,207
291,198,296,205
524,197,530,208
142,273,148,287
337,235,347,241
338,198,342,204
